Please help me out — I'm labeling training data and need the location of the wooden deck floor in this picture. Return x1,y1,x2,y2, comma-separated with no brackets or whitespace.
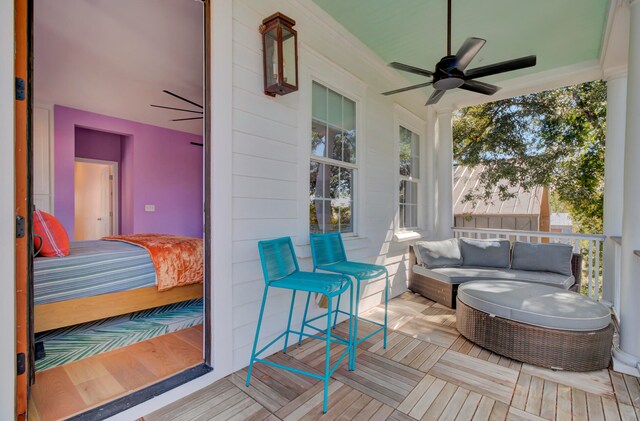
29,325,203,421
142,293,640,421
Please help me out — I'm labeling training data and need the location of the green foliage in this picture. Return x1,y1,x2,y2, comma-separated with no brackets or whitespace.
453,80,607,234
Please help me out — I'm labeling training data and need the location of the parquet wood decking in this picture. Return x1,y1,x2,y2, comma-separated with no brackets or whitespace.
143,293,640,421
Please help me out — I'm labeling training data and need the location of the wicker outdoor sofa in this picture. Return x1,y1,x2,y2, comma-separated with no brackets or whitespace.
408,239,582,308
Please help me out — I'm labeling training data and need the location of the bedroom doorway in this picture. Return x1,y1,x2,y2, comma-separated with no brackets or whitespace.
19,0,212,419
74,159,118,240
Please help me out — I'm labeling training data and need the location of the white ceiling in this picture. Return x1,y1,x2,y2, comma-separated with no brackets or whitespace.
34,0,204,135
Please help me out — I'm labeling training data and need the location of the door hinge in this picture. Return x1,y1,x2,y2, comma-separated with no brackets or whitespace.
16,215,25,238
17,353,25,376
15,78,25,101
109,175,113,180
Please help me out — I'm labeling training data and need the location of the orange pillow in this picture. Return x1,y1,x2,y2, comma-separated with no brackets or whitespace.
33,210,70,257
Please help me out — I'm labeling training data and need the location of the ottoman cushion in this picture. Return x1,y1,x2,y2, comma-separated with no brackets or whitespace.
457,280,610,331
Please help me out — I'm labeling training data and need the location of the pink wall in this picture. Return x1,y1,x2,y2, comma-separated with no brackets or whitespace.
54,105,203,239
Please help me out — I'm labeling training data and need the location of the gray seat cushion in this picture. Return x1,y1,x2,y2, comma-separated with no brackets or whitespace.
511,242,573,276
457,281,611,331
413,239,463,268
459,238,510,268
412,265,575,289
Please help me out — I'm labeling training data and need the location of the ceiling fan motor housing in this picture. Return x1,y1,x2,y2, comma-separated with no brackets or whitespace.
433,56,464,90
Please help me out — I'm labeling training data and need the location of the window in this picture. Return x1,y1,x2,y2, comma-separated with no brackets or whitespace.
309,81,356,234
399,126,419,229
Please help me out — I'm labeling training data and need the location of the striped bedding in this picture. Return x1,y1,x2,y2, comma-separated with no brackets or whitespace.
34,240,156,305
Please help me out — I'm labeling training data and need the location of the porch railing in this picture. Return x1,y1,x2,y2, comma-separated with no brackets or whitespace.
453,227,606,301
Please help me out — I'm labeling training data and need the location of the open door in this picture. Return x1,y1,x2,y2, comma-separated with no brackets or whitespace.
15,0,33,419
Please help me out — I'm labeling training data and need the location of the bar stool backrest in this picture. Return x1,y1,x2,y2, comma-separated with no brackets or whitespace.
258,237,300,283
310,232,347,268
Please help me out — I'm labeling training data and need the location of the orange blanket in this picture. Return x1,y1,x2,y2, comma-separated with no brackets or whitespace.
103,234,203,292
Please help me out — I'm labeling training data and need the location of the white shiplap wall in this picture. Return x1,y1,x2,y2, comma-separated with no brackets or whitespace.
227,0,433,371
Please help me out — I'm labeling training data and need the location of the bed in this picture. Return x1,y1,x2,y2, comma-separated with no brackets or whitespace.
34,235,203,333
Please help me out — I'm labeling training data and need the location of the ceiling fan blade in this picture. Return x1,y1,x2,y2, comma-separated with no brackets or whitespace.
426,89,446,106
163,90,203,109
459,80,501,95
464,55,537,80
389,62,434,78
382,81,433,96
172,117,204,122
151,104,203,114
454,37,486,71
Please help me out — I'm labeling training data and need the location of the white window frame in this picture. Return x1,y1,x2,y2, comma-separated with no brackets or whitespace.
296,46,366,247
394,105,426,239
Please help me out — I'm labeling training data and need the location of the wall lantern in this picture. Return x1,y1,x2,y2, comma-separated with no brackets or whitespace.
259,12,298,97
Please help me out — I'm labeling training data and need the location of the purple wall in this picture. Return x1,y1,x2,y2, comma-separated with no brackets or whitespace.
55,105,203,239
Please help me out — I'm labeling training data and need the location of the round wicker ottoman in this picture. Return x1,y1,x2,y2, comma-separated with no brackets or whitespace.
456,281,613,372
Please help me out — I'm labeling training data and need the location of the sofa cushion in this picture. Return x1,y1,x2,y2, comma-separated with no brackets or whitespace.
511,242,573,276
459,238,510,268
457,280,611,331
413,239,462,268
412,265,575,289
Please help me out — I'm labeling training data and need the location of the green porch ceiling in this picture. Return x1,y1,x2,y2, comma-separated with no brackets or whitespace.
313,0,609,87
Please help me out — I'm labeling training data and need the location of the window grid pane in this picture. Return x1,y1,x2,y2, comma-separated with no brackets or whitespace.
310,161,354,234
311,82,357,234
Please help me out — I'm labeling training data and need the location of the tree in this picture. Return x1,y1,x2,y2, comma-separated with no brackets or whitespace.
453,80,606,234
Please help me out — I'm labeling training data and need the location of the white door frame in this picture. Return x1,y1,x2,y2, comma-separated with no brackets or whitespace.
74,157,119,236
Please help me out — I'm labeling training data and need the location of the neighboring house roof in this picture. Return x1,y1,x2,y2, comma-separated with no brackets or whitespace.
551,212,573,227
453,165,545,216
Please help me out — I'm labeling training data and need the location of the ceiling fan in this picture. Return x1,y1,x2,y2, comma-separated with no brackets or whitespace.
150,90,203,121
382,0,537,105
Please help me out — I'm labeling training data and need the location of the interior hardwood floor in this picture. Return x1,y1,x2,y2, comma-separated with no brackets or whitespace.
29,324,204,421
142,293,640,421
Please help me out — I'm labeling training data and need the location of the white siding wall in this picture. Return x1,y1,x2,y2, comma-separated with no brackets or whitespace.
227,0,432,371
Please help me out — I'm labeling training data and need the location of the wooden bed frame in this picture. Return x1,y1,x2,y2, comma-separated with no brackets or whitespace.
34,283,203,333
408,245,583,309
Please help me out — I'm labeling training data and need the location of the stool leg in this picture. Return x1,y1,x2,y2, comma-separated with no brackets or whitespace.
298,291,312,345
351,277,361,370
383,270,389,349
323,295,333,413
348,282,355,371
333,294,341,329
246,286,269,387
283,290,297,353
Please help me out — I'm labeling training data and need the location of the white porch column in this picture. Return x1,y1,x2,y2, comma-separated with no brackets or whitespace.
424,108,437,236
616,0,640,376
436,109,454,240
602,73,627,307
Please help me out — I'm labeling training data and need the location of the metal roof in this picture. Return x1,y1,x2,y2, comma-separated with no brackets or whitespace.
453,165,544,216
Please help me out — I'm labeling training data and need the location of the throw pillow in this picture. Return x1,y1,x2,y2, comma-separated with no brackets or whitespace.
413,239,463,268
33,210,70,257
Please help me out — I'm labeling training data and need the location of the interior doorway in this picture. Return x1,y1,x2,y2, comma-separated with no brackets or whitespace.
74,159,118,240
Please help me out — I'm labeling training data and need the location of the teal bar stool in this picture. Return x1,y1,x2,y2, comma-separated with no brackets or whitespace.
246,236,354,413
302,232,389,369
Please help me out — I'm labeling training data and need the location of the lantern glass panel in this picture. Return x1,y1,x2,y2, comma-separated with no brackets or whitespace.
264,26,279,87
281,26,296,85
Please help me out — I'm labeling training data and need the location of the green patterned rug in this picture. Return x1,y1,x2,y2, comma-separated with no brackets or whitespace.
35,299,203,372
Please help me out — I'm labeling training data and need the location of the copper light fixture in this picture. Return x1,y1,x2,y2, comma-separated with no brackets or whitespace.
259,12,298,97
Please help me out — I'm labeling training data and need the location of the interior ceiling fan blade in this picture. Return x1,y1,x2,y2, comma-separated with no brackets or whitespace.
163,90,203,109
388,62,434,78
426,89,446,106
454,37,486,71
459,80,501,95
172,116,204,122
382,81,433,96
464,55,537,80
150,104,203,114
